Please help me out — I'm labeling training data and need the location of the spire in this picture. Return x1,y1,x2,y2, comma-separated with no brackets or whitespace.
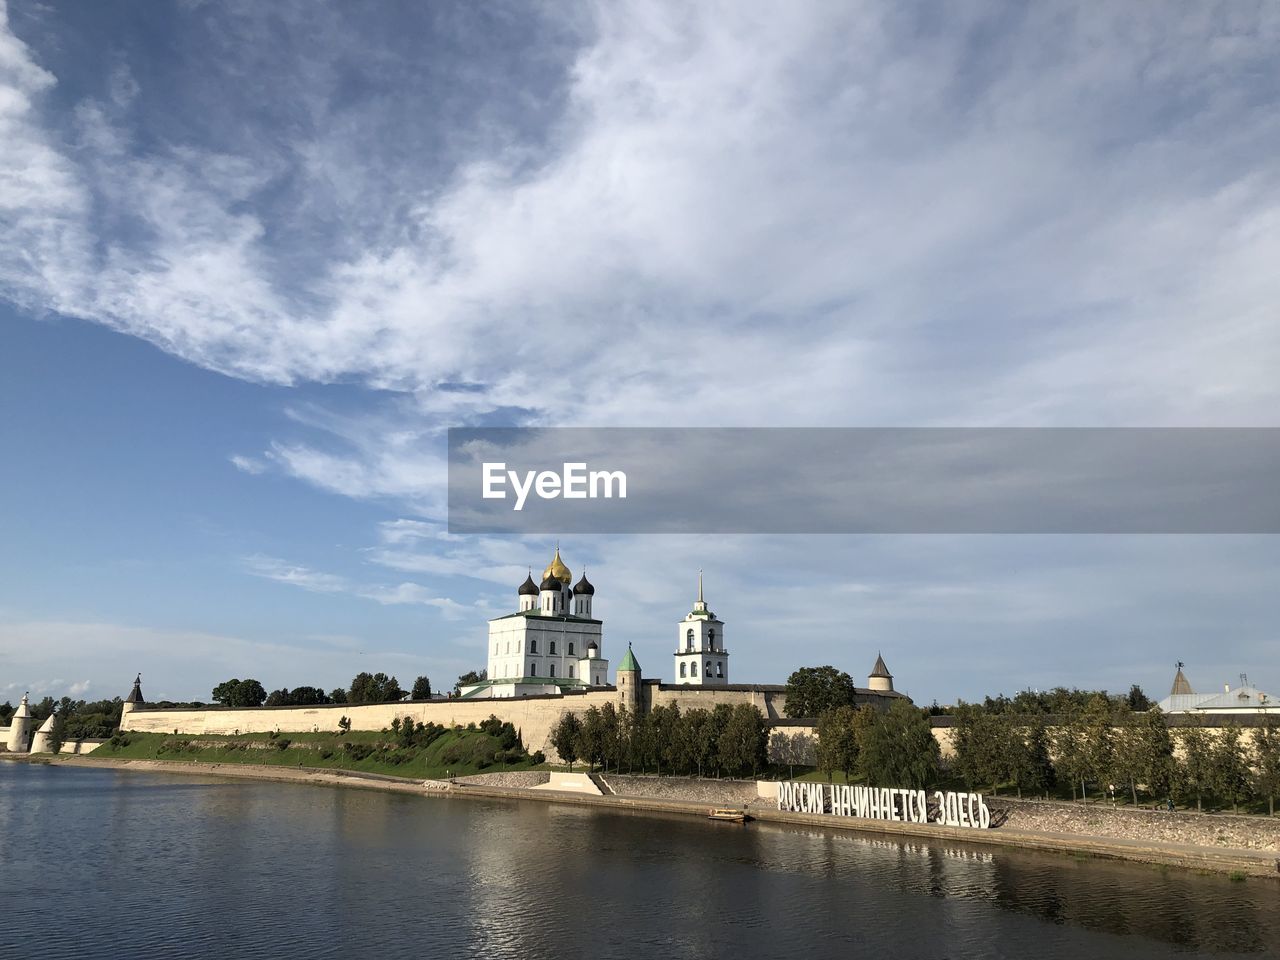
698,569,704,603
13,693,31,718
1170,661,1193,696
125,674,145,704
618,643,641,673
869,652,892,679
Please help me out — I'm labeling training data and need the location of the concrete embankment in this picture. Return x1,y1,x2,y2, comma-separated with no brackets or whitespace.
39,756,1280,880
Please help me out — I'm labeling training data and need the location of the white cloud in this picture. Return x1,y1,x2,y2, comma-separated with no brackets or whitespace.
242,554,470,619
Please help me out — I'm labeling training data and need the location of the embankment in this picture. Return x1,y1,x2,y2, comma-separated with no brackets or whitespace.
37,755,1280,880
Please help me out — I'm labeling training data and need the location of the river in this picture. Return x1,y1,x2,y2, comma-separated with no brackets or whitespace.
1,764,1276,959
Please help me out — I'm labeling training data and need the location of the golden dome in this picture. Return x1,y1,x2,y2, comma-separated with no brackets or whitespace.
542,546,572,584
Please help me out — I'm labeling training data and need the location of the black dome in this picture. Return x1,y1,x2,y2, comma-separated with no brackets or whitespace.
540,574,563,591
517,573,539,596
573,573,595,596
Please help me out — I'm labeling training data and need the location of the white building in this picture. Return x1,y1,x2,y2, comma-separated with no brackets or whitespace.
1155,664,1277,715
3,693,32,753
674,572,729,685
462,547,610,699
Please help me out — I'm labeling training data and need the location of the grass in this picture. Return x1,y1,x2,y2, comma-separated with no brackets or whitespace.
86,729,543,780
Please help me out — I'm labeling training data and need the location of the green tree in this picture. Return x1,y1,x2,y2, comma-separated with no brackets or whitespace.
860,701,939,788
576,706,608,771
1052,707,1088,801
329,688,348,704
211,679,267,707
1252,718,1280,816
411,676,433,701
951,706,1005,793
816,706,861,783
679,708,715,777
348,672,404,704
1126,684,1152,712
784,666,857,718
1212,723,1252,814
646,705,682,776
550,712,582,770
1010,716,1055,799
1081,696,1117,799
1176,726,1215,811
719,704,767,778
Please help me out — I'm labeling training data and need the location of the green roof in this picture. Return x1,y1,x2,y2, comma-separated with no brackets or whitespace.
618,645,641,673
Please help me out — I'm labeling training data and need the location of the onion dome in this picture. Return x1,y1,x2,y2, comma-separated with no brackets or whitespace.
542,545,572,584
540,574,563,591
869,653,893,679
518,572,539,596
587,640,599,650
573,572,595,595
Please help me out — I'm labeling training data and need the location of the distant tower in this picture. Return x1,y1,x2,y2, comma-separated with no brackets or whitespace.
6,693,32,753
120,674,145,730
30,713,56,754
1170,661,1194,696
867,653,894,693
674,571,727,685
617,644,642,715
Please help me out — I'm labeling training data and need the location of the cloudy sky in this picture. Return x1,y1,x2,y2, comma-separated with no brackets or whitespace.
2,0,1278,706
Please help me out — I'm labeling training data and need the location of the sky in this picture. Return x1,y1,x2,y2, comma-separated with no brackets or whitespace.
2,0,1279,707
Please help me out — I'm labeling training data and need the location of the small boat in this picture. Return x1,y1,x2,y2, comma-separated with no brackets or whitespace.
708,808,751,822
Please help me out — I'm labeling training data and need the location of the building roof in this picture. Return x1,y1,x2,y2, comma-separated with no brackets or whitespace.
125,674,145,704
540,574,563,591
618,644,641,673
1156,683,1275,713
488,610,601,625
869,653,893,679
542,546,572,585
573,572,594,596
518,573,539,596
1171,666,1194,696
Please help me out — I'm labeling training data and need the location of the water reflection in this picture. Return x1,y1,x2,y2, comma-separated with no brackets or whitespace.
1,764,1275,960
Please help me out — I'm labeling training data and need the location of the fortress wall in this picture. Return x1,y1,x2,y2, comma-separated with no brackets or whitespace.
647,686,788,719
122,691,626,758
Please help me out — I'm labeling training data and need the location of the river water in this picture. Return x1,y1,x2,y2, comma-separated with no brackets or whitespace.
1,764,1276,960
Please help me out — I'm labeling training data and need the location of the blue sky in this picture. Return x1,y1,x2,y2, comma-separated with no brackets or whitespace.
2,1,1279,705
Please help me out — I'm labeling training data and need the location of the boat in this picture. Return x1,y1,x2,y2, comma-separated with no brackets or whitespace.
707,808,752,822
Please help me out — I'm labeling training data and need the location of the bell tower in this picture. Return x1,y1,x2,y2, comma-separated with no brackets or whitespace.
674,571,728,685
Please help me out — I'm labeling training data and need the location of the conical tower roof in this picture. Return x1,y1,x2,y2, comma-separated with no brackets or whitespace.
13,693,31,718
869,653,893,679
37,713,56,733
1170,664,1193,696
618,644,641,673
125,674,145,704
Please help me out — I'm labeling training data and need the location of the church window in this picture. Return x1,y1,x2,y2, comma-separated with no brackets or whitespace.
550,641,557,655
691,662,698,677
706,661,712,675
686,628,694,651
717,662,723,677
568,642,575,656
680,663,687,678
530,640,537,653
569,665,574,678
529,664,536,676
505,642,510,654
708,629,716,650
549,664,556,677
595,675,601,685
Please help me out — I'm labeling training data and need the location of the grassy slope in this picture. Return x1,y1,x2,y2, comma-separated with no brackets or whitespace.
88,730,542,780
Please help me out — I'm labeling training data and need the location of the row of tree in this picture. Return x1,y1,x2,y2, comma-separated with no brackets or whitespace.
950,700,1280,813
548,702,769,779
807,700,942,787
211,673,433,707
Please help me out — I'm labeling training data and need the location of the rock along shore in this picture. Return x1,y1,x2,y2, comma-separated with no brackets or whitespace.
29,755,1280,880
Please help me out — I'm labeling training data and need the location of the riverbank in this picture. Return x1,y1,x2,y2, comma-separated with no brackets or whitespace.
21,754,1280,880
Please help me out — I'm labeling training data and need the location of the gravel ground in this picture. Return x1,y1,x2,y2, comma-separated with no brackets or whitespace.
603,774,758,806
456,771,551,788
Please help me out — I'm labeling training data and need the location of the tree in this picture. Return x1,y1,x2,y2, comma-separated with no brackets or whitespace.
1126,684,1152,712
1212,723,1251,814
1133,708,1175,804
454,669,487,693
816,706,861,783
211,679,267,708
1052,707,1088,801
784,666,856,718
1080,696,1117,800
411,676,433,701
860,701,939,788
719,705,767,778
550,712,582,770
1252,718,1280,816
1010,716,1055,799
576,707,608,771
348,672,404,704
329,688,348,704
951,706,1007,793
1176,726,1215,811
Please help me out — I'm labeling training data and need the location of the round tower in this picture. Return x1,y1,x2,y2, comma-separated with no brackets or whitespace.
30,712,56,754
617,644,642,715
120,674,145,730
867,653,894,693
6,693,32,754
